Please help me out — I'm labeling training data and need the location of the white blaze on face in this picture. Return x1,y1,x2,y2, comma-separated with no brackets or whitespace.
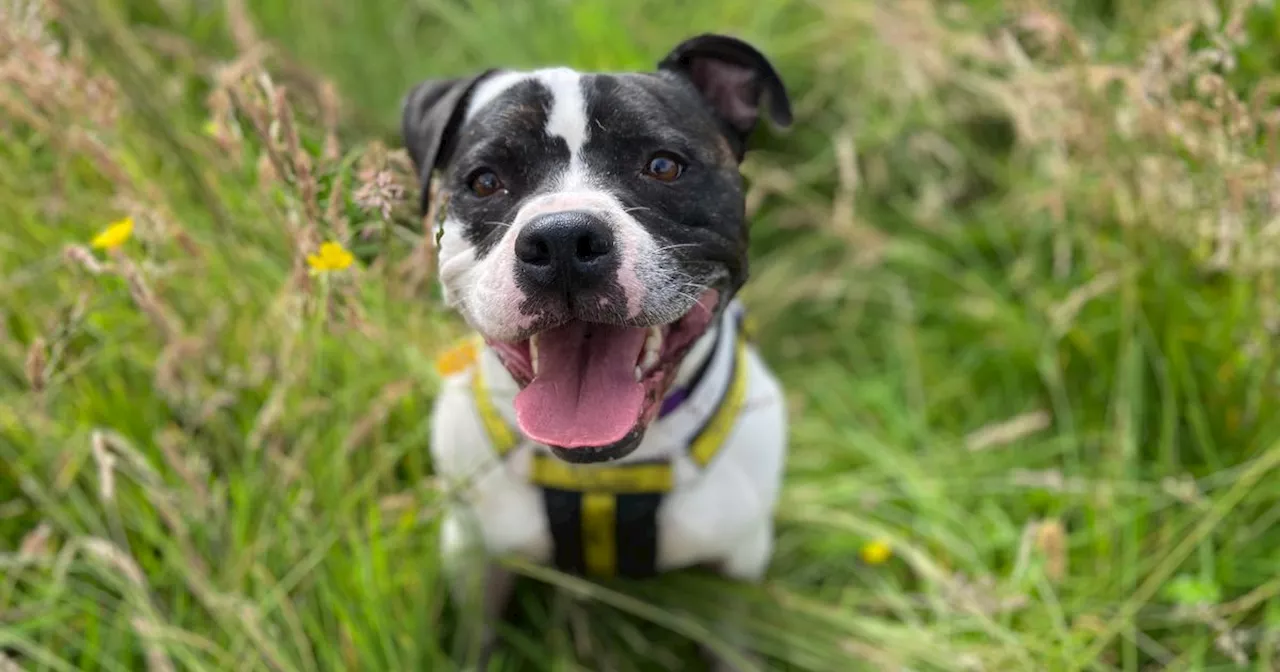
438,68,695,341
537,67,590,190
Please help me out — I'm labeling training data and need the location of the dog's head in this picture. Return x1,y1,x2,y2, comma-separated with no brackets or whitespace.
402,34,790,464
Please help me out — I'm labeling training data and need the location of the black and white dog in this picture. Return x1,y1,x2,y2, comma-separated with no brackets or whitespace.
401,34,792,670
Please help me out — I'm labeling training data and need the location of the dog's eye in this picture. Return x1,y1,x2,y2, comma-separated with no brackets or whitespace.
643,153,685,182
468,170,504,197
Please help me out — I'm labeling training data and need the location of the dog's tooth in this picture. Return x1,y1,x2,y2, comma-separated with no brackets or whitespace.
634,365,644,382
640,326,663,373
530,334,541,376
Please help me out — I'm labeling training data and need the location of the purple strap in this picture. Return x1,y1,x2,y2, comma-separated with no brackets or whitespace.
658,388,690,418
657,306,746,418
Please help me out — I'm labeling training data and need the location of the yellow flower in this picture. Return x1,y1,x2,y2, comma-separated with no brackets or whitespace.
90,217,134,250
306,241,355,273
202,119,219,137
435,337,478,376
860,539,892,565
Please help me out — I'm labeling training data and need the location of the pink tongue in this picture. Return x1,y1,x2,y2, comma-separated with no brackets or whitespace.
514,322,647,448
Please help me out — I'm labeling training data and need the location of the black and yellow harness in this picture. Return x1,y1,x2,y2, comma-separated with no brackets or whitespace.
439,315,752,579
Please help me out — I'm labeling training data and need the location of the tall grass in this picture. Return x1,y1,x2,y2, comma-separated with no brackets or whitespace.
2,0,1279,669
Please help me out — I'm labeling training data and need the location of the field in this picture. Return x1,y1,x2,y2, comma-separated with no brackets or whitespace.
3,0,1280,669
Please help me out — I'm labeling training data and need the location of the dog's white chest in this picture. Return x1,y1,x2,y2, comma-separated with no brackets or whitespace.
429,311,788,580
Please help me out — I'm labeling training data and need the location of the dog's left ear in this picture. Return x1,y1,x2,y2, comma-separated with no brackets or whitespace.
658,34,792,155
400,69,498,215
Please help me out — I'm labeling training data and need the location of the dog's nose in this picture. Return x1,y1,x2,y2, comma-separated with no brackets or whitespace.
514,211,616,290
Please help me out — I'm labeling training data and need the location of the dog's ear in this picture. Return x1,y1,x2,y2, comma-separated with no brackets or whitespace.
658,34,792,155
400,69,498,215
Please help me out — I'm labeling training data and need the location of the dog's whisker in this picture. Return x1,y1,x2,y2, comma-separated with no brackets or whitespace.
653,243,701,254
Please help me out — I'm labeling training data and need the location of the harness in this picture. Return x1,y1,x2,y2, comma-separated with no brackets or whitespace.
439,310,752,579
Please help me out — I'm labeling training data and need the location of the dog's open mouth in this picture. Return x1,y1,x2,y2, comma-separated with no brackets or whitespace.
487,290,720,454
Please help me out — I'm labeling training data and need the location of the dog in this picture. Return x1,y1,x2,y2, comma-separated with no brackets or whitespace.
401,33,792,670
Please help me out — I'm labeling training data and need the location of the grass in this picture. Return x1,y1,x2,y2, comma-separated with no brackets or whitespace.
3,0,1280,669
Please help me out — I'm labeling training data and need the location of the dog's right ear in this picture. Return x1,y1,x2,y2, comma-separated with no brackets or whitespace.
400,69,497,216
658,34,791,158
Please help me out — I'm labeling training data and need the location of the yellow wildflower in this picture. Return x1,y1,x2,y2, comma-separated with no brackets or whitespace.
435,338,478,376
202,119,219,137
90,217,134,250
306,241,355,273
860,539,892,565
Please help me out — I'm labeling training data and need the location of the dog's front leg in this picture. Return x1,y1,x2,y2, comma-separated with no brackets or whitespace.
452,557,517,670
471,562,517,670
698,522,772,672
443,511,518,671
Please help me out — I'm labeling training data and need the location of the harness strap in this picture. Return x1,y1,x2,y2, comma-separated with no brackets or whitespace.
530,452,674,577
530,453,674,493
436,334,520,457
689,337,748,468
467,341,520,458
